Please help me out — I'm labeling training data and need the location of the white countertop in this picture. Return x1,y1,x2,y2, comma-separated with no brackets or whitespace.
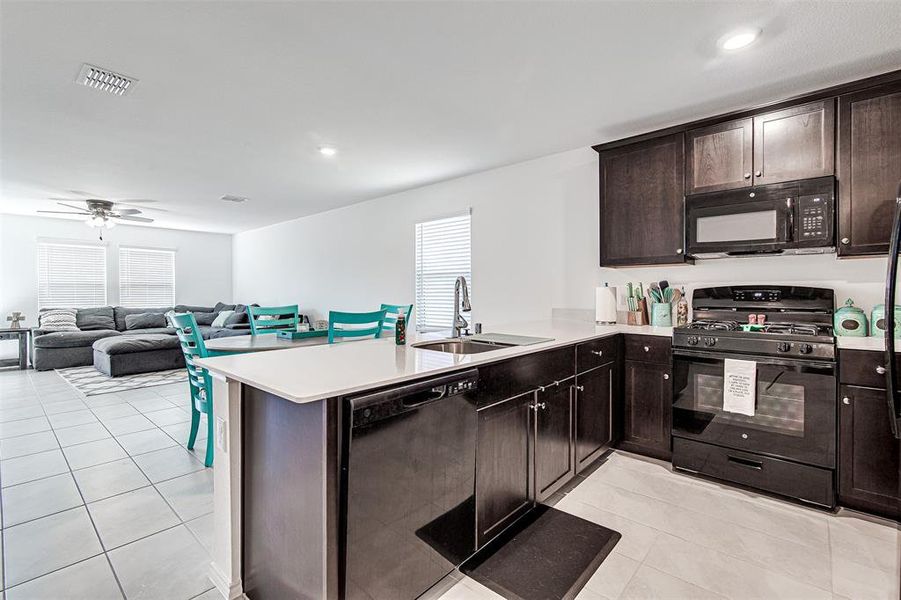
195,320,672,404
836,336,900,352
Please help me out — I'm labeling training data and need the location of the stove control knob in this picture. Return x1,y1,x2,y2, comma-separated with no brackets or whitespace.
687,336,699,346
776,342,791,352
798,343,813,355
703,337,716,347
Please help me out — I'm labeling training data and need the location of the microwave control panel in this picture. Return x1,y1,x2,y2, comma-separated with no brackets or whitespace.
798,194,831,242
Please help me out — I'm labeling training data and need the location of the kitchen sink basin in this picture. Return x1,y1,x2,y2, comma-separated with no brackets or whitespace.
412,339,514,355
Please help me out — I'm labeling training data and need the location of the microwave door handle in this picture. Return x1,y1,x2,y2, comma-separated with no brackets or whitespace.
786,197,794,242
883,182,901,440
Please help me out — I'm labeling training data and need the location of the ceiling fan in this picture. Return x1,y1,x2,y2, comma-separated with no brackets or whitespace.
38,198,155,240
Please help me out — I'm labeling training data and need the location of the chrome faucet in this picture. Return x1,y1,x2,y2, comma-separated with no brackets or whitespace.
453,275,471,338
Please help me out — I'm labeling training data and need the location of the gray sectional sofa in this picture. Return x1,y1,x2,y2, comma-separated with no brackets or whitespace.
32,303,256,374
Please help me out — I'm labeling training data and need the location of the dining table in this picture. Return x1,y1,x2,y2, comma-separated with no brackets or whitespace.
205,332,330,354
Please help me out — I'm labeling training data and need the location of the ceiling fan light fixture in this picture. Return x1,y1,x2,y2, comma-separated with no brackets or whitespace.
86,214,109,228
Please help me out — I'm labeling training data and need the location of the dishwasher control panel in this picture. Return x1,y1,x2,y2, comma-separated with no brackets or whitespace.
349,370,479,428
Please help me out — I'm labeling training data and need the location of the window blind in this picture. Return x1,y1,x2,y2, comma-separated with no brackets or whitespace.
37,242,108,308
415,212,472,332
119,247,176,307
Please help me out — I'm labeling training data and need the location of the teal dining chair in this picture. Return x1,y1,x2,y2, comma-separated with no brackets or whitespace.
380,303,413,332
168,312,215,467
249,304,299,335
328,309,388,343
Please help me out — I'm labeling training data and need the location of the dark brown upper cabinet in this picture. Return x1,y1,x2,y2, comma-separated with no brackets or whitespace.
686,118,753,194
599,133,687,267
837,81,901,256
752,99,835,185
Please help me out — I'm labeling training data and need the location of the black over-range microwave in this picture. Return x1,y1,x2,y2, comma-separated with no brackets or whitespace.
685,176,835,258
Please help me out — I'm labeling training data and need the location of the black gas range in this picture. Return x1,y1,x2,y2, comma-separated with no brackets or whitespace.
671,285,838,509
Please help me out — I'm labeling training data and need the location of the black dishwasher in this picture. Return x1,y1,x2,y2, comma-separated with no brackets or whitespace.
342,369,479,600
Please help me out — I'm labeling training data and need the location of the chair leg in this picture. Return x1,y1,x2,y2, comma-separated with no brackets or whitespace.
204,408,214,467
187,405,200,450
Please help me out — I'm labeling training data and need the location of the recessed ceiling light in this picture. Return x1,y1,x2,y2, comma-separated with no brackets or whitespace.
319,146,338,157
718,28,761,51
220,195,248,203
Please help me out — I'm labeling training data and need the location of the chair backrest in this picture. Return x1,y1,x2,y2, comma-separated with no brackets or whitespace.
168,312,211,413
328,309,388,343
380,303,413,332
249,305,299,335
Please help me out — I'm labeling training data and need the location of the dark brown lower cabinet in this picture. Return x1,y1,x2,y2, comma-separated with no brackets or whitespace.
838,385,901,520
534,381,574,502
620,360,672,460
574,362,615,473
475,392,533,548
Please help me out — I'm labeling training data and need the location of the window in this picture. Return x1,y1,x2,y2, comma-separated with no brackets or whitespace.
119,247,176,307
414,212,472,332
37,241,108,308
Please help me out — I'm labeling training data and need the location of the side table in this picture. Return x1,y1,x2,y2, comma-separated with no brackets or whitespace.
0,328,31,369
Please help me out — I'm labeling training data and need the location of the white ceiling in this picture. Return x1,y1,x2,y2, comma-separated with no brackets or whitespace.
1,1,900,234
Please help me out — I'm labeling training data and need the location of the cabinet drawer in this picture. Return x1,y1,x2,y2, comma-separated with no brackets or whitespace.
624,335,671,364
672,438,835,508
476,346,574,408
576,336,618,374
839,349,901,388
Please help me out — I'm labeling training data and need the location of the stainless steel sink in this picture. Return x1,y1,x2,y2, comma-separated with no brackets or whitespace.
412,338,514,355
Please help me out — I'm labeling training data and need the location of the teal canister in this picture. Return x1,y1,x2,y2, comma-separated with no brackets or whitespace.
870,304,901,337
650,302,672,327
834,299,867,337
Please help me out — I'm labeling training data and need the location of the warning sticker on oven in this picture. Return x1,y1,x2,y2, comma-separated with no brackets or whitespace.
723,358,756,416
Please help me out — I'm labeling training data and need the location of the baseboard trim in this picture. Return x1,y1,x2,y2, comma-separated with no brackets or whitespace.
209,561,246,600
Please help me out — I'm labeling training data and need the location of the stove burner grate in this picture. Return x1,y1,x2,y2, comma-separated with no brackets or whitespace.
685,320,740,331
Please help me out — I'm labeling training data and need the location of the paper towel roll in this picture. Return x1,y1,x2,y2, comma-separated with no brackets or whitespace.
595,285,617,324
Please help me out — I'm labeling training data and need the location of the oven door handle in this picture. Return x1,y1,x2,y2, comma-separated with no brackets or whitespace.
672,348,835,370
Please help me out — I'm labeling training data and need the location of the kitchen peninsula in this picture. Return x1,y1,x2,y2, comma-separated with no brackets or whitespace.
196,320,672,600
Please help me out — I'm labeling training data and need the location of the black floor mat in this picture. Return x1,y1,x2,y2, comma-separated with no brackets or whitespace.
461,505,620,600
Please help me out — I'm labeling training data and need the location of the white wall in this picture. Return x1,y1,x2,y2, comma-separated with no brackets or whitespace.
0,214,233,357
233,146,889,331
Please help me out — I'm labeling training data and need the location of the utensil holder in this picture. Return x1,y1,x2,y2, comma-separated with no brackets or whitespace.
627,310,646,326
650,302,672,327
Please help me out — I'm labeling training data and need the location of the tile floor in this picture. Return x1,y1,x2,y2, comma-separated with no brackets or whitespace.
440,452,901,600
0,367,214,600
3,368,899,600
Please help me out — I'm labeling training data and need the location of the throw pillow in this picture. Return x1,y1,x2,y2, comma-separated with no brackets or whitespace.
39,308,79,331
124,313,167,330
192,312,217,326
76,307,116,331
212,310,235,327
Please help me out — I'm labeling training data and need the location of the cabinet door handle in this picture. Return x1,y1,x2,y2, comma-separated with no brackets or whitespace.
535,402,547,411
538,386,546,393
575,385,585,392
841,237,850,245
676,248,683,254
743,173,751,179
755,170,762,177
643,346,650,352
842,397,851,405
663,373,670,380
590,350,603,357
876,365,887,375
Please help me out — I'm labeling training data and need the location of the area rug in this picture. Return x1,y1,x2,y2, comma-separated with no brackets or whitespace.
461,505,620,600
56,366,187,396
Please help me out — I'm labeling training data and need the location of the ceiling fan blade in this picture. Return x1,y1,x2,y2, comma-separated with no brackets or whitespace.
115,199,156,203
55,202,91,212
37,210,88,215
115,215,154,223
115,208,142,215
116,202,168,213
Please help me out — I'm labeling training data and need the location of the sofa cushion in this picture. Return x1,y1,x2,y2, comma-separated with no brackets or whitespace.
76,307,116,331
124,327,177,335
125,313,167,330
192,312,217,326
38,308,79,331
214,302,237,313
93,334,181,355
174,304,215,313
34,329,121,349
208,327,252,339
114,306,174,331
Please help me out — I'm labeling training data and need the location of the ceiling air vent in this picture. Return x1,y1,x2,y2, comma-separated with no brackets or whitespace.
220,195,248,203
75,63,137,96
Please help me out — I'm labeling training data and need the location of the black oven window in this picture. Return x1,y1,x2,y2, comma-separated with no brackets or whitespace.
692,372,805,437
